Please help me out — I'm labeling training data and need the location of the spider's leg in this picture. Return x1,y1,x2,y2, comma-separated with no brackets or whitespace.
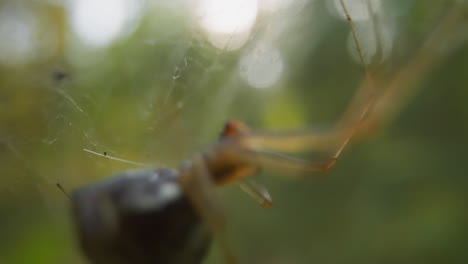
207,141,274,208
210,163,272,208
244,149,337,178
239,179,272,208
359,4,467,135
179,155,237,264
237,93,374,177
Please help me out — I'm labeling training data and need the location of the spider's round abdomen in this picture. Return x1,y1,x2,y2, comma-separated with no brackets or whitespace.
72,168,211,264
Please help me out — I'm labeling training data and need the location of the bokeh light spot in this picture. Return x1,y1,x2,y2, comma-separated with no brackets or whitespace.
327,0,382,21
347,21,394,64
239,44,284,89
196,0,258,50
0,4,37,65
69,0,143,47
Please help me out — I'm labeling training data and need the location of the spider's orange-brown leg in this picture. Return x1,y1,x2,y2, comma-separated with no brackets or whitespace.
237,1,467,177
230,91,371,177
358,4,467,135
219,120,273,208
234,89,374,177
240,148,337,178
178,155,237,264
237,0,374,156
238,179,272,208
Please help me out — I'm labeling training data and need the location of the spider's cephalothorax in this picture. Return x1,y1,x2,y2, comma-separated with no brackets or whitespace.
72,169,211,264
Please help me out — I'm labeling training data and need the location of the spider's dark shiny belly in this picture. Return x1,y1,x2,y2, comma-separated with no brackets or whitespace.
72,168,211,264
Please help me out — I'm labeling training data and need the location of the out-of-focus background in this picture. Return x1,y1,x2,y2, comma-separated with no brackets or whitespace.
1,0,467,263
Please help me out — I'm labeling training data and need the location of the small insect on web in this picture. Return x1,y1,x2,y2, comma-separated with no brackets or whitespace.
60,1,468,264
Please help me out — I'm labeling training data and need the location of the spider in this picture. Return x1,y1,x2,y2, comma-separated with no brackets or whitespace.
70,118,345,264
67,2,467,264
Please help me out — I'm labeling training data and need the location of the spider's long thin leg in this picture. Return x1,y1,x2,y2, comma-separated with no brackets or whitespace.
217,120,273,208
358,3,468,135
237,91,375,177
243,149,337,177
240,1,467,165
297,0,376,162
339,0,370,75
179,155,237,264
239,179,272,208
239,0,374,157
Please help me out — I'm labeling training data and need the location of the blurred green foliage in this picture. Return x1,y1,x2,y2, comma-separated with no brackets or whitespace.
0,1,467,264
